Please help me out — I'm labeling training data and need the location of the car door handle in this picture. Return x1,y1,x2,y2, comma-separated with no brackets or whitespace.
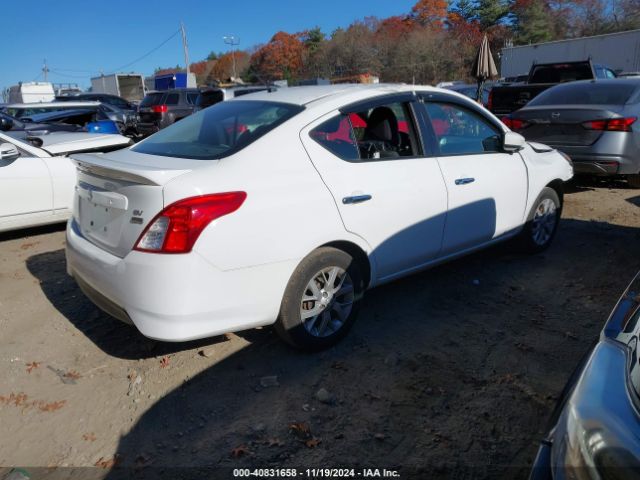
342,194,372,205
454,177,475,185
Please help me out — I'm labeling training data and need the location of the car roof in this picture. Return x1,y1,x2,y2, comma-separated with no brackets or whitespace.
5,101,101,108
553,78,640,87
232,84,428,106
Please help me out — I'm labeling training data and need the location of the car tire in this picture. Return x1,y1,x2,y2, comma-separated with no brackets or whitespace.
275,247,364,351
517,187,562,253
627,174,640,189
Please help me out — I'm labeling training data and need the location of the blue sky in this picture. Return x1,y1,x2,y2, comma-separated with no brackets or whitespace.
1,0,417,90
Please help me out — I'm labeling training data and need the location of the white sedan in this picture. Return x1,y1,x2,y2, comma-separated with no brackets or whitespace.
0,131,131,232
65,84,573,350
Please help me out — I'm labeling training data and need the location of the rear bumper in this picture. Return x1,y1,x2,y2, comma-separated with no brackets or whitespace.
135,122,160,136
65,219,296,342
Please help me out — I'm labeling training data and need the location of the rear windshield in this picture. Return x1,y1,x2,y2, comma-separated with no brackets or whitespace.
140,93,165,107
196,90,224,108
528,83,638,106
529,64,594,83
132,100,304,160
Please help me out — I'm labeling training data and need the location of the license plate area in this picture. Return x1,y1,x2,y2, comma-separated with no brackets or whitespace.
77,183,128,248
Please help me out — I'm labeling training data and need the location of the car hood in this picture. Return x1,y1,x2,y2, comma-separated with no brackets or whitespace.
34,132,132,155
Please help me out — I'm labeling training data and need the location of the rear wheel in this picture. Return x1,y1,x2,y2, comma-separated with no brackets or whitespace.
517,187,561,253
627,174,640,189
275,247,364,351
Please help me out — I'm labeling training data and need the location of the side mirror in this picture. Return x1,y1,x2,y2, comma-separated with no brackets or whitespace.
0,117,13,131
0,142,19,161
503,131,526,152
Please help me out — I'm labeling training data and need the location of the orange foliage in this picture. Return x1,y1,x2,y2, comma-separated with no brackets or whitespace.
412,0,449,27
377,15,417,39
250,31,305,80
446,12,483,45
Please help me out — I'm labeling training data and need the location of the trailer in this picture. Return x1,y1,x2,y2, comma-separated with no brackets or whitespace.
90,74,146,102
8,82,55,103
500,29,640,78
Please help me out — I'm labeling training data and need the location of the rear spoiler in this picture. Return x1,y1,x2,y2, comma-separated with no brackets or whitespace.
71,153,192,186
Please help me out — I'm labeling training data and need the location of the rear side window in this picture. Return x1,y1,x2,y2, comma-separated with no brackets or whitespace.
140,93,164,107
187,93,199,105
311,101,421,162
529,64,594,83
132,100,304,160
528,83,637,106
165,94,179,105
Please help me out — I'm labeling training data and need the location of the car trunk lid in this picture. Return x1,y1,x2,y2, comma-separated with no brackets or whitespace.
515,105,624,146
71,148,210,258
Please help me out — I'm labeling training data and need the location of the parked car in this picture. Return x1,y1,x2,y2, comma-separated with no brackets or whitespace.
56,93,137,114
502,78,640,187
2,101,137,135
0,131,131,233
136,88,199,136
0,111,80,137
65,84,573,350
530,271,640,480
489,60,617,117
194,86,272,112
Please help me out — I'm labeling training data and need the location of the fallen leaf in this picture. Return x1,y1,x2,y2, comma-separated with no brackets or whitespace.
289,422,312,439
64,370,81,380
37,400,66,412
266,438,284,447
95,455,122,469
83,433,97,442
26,362,41,373
305,437,321,448
231,445,250,458
160,357,170,368
331,361,347,370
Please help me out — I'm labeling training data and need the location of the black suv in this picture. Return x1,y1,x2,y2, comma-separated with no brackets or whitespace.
137,89,199,136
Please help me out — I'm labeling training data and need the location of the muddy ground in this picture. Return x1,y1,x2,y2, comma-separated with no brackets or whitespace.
1,178,639,479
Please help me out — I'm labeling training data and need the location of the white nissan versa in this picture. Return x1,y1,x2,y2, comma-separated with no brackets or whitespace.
65,84,573,350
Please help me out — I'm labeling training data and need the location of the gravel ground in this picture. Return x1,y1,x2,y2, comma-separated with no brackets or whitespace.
0,178,639,479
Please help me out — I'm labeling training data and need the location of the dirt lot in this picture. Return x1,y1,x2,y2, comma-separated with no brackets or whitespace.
1,178,639,479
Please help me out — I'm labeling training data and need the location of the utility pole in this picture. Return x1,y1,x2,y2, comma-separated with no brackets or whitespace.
181,22,190,76
223,35,240,82
42,59,49,82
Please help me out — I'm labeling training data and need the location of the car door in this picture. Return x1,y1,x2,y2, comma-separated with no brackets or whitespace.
419,94,528,255
300,95,448,282
0,140,53,224
41,155,76,214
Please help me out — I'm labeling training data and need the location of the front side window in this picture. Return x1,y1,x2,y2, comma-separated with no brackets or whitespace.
132,100,304,160
425,102,502,155
310,101,421,162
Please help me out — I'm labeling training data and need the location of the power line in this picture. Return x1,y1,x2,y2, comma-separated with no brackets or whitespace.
105,29,181,74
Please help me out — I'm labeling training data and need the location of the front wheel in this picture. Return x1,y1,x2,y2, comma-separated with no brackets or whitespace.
517,187,561,253
275,247,364,351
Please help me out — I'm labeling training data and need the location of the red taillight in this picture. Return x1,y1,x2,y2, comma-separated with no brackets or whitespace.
134,192,247,254
152,105,168,113
487,90,493,111
582,117,636,132
502,116,528,131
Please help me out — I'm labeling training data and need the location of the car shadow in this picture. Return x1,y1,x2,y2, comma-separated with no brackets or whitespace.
25,213,640,478
566,175,634,193
0,222,65,243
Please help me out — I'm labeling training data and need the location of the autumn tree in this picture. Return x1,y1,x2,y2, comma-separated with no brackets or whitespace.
512,0,554,44
249,31,305,81
411,0,449,27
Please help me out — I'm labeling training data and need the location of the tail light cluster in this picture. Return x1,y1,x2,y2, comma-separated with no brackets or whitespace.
134,192,247,254
151,105,168,113
487,90,493,111
501,116,529,131
582,117,637,132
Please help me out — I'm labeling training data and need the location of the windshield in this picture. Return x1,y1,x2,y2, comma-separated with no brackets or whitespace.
132,100,304,160
528,83,638,106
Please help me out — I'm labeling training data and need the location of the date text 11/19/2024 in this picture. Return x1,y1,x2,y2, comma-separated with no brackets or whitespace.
233,468,401,478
